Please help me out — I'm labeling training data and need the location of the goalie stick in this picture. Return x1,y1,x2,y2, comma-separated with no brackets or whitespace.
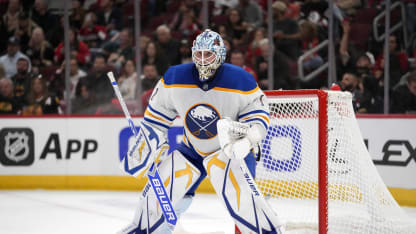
217,119,283,233
229,125,265,199
226,122,281,228
107,72,177,230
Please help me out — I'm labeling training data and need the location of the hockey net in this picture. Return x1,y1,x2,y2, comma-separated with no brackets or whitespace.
256,90,416,234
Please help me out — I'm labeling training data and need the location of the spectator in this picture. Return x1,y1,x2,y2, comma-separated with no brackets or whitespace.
141,87,153,111
142,41,169,76
141,64,160,111
391,71,416,113
281,0,301,20
178,39,192,64
270,2,300,89
138,35,151,58
222,38,233,62
337,53,382,113
104,28,135,71
53,58,87,100
169,1,200,32
235,0,263,29
54,28,90,65
118,59,138,100
330,71,361,112
255,38,270,89
272,1,300,60
224,8,249,49
23,75,61,115
72,79,97,114
70,0,86,29
15,12,39,52
68,58,87,97
299,21,324,71
413,49,416,70
217,25,228,43
0,37,31,79
0,78,21,114
255,38,295,89
337,19,369,79
373,34,409,88
102,28,134,57
155,25,181,66
10,57,32,106
0,15,8,54
212,0,238,16
25,27,54,69
338,19,355,76
230,50,258,81
79,54,113,110
0,64,6,79
47,15,64,48
331,71,359,93
336,0,361,18
169,0,188,26
141,63,160,92
355,54,376,81
96,0,122,36
30,0,55,32
79,12,107,49
246,27,266,67
2,0,21,39
407,2,416,36
255,21,297,89
300,0,328,24
174,7,201,43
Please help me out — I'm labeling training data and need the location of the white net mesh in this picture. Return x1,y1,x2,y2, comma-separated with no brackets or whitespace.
256,90,416,234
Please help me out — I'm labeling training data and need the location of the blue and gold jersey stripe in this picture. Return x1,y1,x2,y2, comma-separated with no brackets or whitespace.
144,105,175,130
238,109,270,130
161,78,259,95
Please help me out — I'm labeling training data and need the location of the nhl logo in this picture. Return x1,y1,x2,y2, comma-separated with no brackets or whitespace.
0,128,34,166
4,132,29,162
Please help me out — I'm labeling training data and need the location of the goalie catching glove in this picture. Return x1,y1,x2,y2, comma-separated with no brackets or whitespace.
121,122,169,177
217,118,264,160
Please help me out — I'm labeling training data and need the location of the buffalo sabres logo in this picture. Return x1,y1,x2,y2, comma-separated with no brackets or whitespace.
185,103,221,140
4,132,30,162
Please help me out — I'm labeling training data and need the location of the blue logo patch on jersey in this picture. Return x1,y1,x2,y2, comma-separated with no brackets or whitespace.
185,103,220,140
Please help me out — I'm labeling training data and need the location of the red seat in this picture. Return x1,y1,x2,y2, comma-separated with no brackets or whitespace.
39,66,59,82
166,0,181,14
211,15,228,27
349,23,372,52
145,14,173,31
353,8,378,24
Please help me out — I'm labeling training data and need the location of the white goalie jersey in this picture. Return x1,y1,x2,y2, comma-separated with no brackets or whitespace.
143,62,270,158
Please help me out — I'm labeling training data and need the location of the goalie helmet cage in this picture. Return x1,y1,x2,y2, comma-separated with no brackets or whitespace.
256,90,416,234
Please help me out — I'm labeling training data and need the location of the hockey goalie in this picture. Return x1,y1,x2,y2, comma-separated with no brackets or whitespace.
117,29,284,233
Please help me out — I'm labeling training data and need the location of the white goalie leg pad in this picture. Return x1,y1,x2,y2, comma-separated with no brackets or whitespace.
119,150,201,234
203,151,284,234
121,122,169,177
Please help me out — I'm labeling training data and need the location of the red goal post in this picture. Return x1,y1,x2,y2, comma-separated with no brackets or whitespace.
257,90,416,234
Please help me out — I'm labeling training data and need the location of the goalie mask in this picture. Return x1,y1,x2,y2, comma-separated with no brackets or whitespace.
192,29,227,81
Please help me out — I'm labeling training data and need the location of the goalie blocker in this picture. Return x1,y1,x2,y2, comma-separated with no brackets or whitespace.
121,121,169,177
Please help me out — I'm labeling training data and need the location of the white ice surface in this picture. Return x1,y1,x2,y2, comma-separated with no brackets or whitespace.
0,190,415,234
0,190,233,234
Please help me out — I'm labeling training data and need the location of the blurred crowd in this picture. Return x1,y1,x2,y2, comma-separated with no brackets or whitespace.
0,0,415,115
